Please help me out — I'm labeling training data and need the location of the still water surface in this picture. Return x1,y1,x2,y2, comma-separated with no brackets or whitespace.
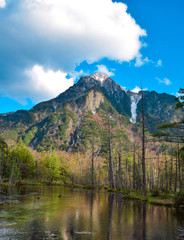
0,185,184,240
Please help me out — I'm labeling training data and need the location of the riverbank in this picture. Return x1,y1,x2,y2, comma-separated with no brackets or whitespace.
106,188,176,207
1,180,182,208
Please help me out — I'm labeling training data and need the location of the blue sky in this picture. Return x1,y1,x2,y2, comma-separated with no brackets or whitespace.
0,0,183,113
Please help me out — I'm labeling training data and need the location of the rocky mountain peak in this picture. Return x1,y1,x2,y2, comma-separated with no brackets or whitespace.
90,73,109,82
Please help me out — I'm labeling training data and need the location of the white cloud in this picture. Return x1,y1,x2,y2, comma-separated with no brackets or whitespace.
134,54,162,68
96,65,115,77
68,70,86,81
134,53,153,67
156,60,162,67
131,86,148,93
0,0,147,103
1,65,74,104
0,0,6,8
156,77,172,86
25,65,74,103
21,0,146,64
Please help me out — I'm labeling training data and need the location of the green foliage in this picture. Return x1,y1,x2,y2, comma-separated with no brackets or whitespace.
77,113,101,151
0,139,8,153
115,127,128,145
150,189,160,197
0,129,19,141
21,112,36,125
174,190,184,206
23,126,38,145
31,100,54,113
154,87,184,146
152,132,170,137
31,107,77,151
175,88,184,109
0,139,8,179
9,140,35,179
47,114,59,125
119,115,130,126
157,123,179,129
37,151,61,184
100,99,118,116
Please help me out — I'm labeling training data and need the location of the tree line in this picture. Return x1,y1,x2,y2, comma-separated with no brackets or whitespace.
0,89,183,197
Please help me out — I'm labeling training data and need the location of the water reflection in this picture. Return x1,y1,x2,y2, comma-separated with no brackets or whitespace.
0,186,184,240
28,220,47,240
106,194,114,240
65,216,76,240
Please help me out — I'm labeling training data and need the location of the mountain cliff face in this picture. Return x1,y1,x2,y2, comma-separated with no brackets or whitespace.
0,73,183,150
136,91,184,131
31,73,131,117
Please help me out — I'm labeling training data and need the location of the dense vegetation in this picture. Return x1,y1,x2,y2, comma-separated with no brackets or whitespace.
0,111,183,196
0,87,184,207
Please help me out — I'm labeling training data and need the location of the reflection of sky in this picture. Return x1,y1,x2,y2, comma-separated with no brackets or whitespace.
0,186,183,240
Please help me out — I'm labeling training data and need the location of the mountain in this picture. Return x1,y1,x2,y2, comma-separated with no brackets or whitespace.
31,73,131,117
0,73,183,151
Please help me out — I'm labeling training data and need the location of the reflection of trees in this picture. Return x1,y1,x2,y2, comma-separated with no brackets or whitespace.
3,186,184,240
64,191,96,240
65,215,76,240
28,220,48,240
133,202,147,240
107,194,115,240
116,194,123,239
90,191,94,240
142,203,146,240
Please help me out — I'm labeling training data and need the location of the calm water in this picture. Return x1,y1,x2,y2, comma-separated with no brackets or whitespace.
0,185,184,240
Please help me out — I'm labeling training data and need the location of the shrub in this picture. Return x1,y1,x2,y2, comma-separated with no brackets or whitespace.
150,189,159,197
174,190,184,206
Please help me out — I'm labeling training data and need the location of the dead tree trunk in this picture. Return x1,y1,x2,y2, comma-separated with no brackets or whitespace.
9,162,15,184
108,119,115,189
133,143,136,189
174,148,178,193
117,151,122,189
165,151,168,192
169,148,173,191
157,153,160,190
141,88,146,196
91,134,95,188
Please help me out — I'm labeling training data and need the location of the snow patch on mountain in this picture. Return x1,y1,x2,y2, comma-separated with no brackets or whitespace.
90,73,109,83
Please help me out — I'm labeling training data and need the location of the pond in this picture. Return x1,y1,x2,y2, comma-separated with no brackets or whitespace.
0,185,184,240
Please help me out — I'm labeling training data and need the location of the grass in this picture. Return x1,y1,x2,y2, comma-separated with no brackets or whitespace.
107,187,175,206
147,198,174,206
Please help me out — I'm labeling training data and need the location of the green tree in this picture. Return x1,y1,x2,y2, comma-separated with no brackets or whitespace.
100,108,117,189
152,88,184,191
37,151,61,184
77,113,101,187
0,139,8,182
9,140,35,182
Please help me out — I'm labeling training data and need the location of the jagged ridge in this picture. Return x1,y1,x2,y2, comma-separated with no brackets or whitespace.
0,73,183,150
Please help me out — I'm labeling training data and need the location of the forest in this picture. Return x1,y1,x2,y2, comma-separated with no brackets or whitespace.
0,88,184,206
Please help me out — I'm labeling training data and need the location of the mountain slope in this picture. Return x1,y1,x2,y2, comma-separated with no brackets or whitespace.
30,73,131,118
0,73,183,150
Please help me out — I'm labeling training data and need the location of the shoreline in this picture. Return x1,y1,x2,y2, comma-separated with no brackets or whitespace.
0,180,179,208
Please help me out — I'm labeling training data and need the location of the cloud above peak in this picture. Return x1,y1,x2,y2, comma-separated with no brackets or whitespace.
96,65,115,77
0,0,146,103
15,0,146,64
